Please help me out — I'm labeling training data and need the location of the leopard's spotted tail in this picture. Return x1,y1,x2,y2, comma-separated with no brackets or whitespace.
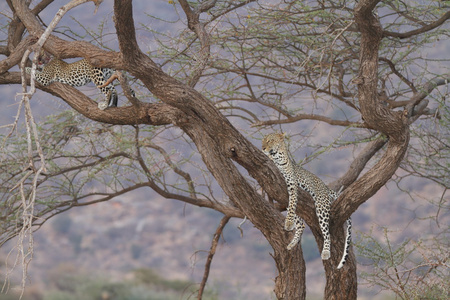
337,218,352,269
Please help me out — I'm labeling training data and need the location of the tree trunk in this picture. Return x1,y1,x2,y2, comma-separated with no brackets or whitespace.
273,245,306,300
302,198,358,299
324,225,358,299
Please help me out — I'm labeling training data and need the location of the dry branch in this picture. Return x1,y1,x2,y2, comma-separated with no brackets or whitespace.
197,216,230,300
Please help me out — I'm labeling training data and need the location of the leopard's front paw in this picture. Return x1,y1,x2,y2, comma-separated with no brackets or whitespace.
321,250,330,260
287,239,298,250
284,219,295,231
98,101,108,110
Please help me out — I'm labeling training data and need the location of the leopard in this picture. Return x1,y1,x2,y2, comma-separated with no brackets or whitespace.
262,132,351,269
287,190,351,268
25,51,128,110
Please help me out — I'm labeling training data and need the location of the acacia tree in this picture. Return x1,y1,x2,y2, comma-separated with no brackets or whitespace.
0,0,448,299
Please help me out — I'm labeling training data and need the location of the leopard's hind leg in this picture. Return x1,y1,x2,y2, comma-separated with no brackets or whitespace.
316,203,331,260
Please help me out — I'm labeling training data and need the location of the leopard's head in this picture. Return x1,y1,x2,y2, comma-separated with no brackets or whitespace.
262,133,287,156
37,49,52,68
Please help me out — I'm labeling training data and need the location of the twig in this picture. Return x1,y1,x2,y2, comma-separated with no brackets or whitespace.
198,215,230,300
237,216,247,238
316,20,355,92
178,0,214,87
97,73,118,88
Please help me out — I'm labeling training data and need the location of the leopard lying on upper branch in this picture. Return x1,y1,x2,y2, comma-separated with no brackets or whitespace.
25,51,134,110
262,133,351,269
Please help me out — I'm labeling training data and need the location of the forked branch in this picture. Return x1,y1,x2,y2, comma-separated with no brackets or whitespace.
178,0,213,87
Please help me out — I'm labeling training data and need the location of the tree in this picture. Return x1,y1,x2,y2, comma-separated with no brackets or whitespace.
0,0,448,299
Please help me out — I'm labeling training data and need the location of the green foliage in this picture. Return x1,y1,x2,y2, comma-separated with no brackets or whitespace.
0,284,43,300
44,279,177,300
355,226,449,300
44,290,78,300
404,96,450,189
1,110,197,247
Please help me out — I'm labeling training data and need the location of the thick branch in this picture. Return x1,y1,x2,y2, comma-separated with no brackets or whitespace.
112,1,290,244
49,84,180,126
252,114,366,128
11,0,124,69
383,11,450,39
7,0,54,52
332,136,409,223
332,0,410,224
113,0,146,66
111,2,291,215
0,36,36,74
329,137,387,191
405,75,450,119
178,0,213,87
0,71,180,126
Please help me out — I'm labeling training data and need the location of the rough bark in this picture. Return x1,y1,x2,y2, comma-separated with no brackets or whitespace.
325,225,358,299
332,0,410,223
5,0,442,299
273,245,306,300
321,0,410,298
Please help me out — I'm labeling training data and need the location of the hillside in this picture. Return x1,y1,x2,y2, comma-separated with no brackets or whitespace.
1,170,445,300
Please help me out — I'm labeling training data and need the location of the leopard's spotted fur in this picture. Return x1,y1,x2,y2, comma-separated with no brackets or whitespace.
262,133,351,268
26,52,124,110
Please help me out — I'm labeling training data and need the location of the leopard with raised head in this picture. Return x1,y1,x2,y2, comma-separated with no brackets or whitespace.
25,51,130,110
262,133,351,269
